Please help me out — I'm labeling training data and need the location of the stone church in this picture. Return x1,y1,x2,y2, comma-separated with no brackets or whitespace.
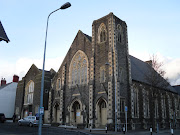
15,12,180,130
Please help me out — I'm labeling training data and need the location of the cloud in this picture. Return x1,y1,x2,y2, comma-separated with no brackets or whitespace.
1,52,180,86
162,58,180,85
130,51,180,86
0,57,63,83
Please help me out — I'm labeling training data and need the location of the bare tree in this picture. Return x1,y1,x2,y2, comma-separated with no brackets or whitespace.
145,54,169,88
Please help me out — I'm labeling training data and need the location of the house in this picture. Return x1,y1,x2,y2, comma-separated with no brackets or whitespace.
0,75,19,119
15,64,55,123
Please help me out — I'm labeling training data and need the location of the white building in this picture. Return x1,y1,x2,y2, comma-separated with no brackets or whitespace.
0,75,19,118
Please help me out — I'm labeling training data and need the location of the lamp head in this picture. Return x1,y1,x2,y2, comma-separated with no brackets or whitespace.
60,2,71,9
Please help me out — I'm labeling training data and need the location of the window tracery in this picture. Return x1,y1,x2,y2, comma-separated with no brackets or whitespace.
25,81,34,104
69,50,88,87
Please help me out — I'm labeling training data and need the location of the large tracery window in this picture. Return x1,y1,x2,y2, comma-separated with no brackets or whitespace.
98,23,107,43
69,50,88,87
24,81,34,105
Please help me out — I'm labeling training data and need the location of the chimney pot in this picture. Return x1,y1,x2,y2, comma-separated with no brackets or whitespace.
13,75,19,82
1,78,6,86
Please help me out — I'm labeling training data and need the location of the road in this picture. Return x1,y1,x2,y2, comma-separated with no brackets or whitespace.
0,122,86,135
0,122,180,135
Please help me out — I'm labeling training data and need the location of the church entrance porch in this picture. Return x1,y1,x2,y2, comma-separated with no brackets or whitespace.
53,102,60,123
95,98,107,128
69,99,83,126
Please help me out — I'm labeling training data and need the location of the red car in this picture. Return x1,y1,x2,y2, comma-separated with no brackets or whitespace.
0,113,6,123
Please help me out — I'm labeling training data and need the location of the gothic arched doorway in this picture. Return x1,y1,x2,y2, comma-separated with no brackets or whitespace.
69,99,83,126
53,102,60,123
96,98,107,127
72,101,81,124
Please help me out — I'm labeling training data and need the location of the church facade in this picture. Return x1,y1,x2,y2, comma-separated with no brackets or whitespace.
46,13,180,130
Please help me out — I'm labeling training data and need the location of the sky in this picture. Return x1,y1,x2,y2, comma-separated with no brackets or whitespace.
0,0,180,85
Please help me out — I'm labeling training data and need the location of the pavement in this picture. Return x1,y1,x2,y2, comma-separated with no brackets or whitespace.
3,120,180,135
58,126,180,135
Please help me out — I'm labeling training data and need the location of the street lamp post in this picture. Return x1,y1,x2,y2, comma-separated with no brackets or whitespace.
38,2,71,135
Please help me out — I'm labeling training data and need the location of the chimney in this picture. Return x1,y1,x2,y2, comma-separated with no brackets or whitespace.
145,60,152,66
13,75,19,82
1,78,6,86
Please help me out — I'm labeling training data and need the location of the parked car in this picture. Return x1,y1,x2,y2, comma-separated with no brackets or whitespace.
0,113,6,123
18,116,39,127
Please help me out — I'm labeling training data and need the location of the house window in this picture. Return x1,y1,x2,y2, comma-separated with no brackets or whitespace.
69,50,88,87
98,23,107,43
132,88,139,118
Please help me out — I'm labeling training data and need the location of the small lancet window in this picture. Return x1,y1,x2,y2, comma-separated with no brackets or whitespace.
99,24,107,43
117,24,122,43
56,78,61,90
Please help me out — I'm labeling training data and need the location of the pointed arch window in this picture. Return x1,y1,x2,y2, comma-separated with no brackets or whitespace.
132,87,139,118
117,24,123,43
25,81,34,105
143,90,149,118
56,78,61,90
69,50,88,87
98,23,107,43
161,94,166,118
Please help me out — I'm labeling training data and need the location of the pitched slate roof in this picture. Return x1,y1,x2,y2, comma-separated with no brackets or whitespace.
0,83,12,90
0,21,10,43
130,55,177,93
83,33,92,42
173,85,180,95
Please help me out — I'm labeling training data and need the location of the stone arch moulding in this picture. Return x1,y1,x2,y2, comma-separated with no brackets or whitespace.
53,101,60,108
69,98,83,112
